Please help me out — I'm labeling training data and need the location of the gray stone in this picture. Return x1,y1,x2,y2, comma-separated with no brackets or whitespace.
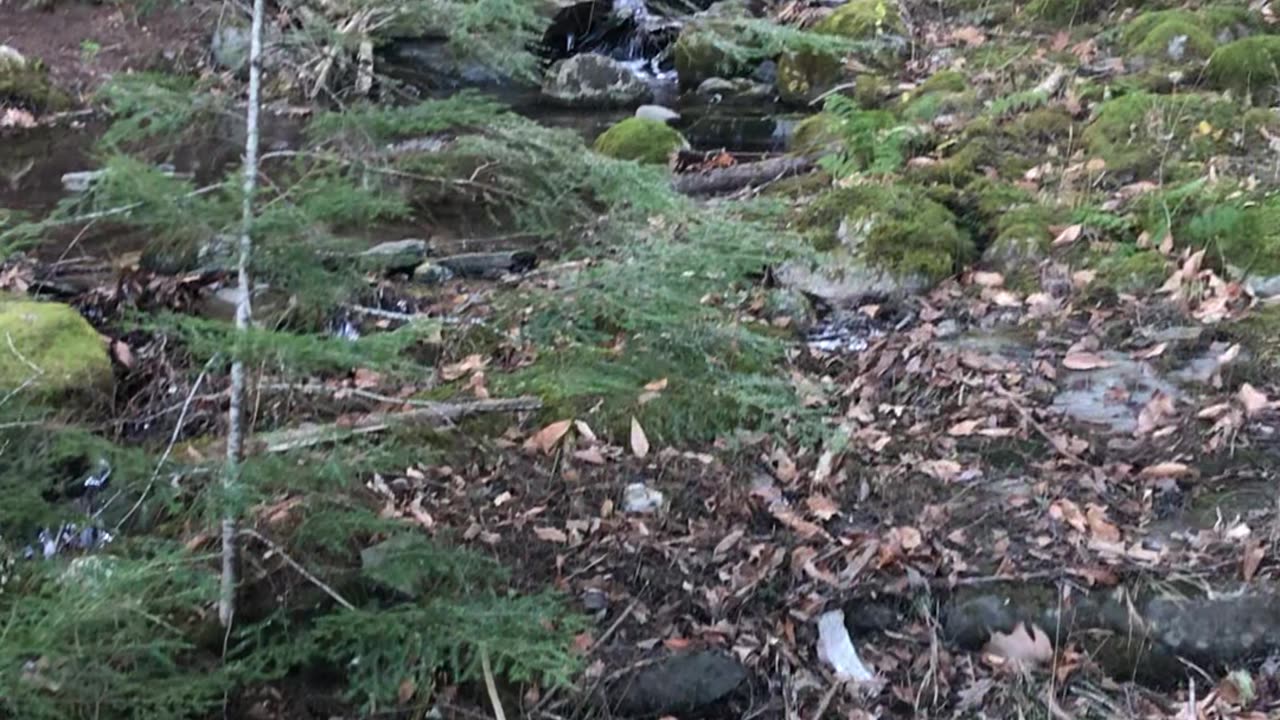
542,53,652,108
412,261,455,285
360,239,430,272
622,483,664,514
611,652,748,716
1051,351,1181,435
1251,273,1280,298
694,76,774,104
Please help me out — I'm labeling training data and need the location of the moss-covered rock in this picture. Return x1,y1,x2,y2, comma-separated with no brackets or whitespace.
1094,249,1168,293
797,182,975,282
0,45,71,112
1206,35,1280,101
1025,0,1107,25
1010,106,1074,143
1082,91,1245,181
902,89,978,122
593,117,688,164
917,69,968,96
672,0,756,90
984,204,1058,272
777,0,906,105
0,298,112,397
1122,11,1217,62
789,112,842,155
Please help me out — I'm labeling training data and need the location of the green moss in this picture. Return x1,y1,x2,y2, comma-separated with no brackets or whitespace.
902,89,978,121
777,50,844,105
592,118,687,164
800,183,974,281
0,47,71,112
1094,249,1169,293
0,298,112,397
1206,35,1280,100
815,0,905,37
1122,12,1217,61
904,135,996,188
1010,107,1074,142
917,70,968,95
673,25,751,91
1186,199,1280,275
1025,0,1106,25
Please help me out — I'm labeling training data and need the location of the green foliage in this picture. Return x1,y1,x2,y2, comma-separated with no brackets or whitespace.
0,551,235,720
1024,0,1105,25
987,89,1048,119
591,118,687,164
818,94,915,177
0,299,113,397
1122,11,1217,61
1094,248,1169,293
0,49,70,112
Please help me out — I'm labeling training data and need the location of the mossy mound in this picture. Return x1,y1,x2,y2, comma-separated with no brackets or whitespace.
1010,106,1075,142
0,298,112,397
673,26,750,91
0,46,71,112
1082,91,1248,180
592,118,688,164
1185,199,1280,276
777,0,905,105
789,112,842,155
798,182,975,282
1206,35,1280,100
917,70,968,95
1123,8,1254,58
984,203,1062,272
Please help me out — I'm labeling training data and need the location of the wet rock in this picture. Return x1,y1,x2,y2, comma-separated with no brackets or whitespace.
542,53,652,108
412,262,455,285
1051,351,1181,435
1252,274,1280,299
622,483,664,514
0,299,112,397
610,651,748,716
693,76,773,104
673,0,758,90
359,238,430,272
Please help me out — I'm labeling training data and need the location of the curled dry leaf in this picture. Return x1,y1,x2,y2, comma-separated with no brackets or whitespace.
983,622,1054,667
440,353,488,381
947,419,981,437
1051,224,1083,247
643,377,669,392
806,494,840,521
534,526,568,544
525,419,573,455
920,459,963,482
1063,351,1115,370
1239,383,1270,418
1137,461,1193,480
630,416,650,458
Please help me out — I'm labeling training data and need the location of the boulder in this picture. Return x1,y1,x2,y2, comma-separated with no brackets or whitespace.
592,117,688,164
694,76,773,104
0,299,112,397
776,0,907,105
359,238,431,273
672,0,757,90
541,53,652,108
635,104,680,123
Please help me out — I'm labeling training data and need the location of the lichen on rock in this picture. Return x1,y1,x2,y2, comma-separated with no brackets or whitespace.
542,53,652,108
592,117,688,164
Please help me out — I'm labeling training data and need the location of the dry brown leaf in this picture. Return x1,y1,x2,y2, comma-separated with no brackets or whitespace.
1063,351,1115,370
1049,498,1087,533
440,354,488,381
630,416,650,458
1136,391,1176,436
1086,504,1121,542
1243,540,1266,582
1239,383,1270,417
1051,224,1084,247
947,419,981,437
534,526,568,543
920,459,962,482
806,494,840,521
713,529,744,559
111,340,135,369
1198,402,1233,419
950,25,986,46
1132,342,1168,360
353,367,382,389
573,447,607,465
771,504,827,540
574,420,599,444
971,271,1004,287
1049,30,1070,51
524,419,573,454
983,622,1054,667
1137,461,1193,480
643,377,669,392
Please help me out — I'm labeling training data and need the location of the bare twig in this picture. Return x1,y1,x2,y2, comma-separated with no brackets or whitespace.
480,647,509,720
240,529,356,610
993,385,1089,467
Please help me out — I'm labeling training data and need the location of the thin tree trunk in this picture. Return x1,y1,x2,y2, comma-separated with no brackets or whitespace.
220,0,266,629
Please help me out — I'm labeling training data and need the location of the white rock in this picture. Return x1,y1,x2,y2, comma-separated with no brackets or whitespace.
816,610,875,682
622,482,664,514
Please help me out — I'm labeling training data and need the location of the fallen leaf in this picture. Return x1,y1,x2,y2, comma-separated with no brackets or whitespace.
771,504,827,540
111,340,135,369
806,494,840,521
1049,499,1087,534
1137,461,1193,480
573,447,607,465
1239,383,1270,418
920,459,963,482
643,378,669,392
440,354,488,381
1051,224,1084,247
1242,540,1266,582
950,25,986,47
947,419,981,437
0,107,36,129
574,420,598,443
1085,504,1121,542
524,419,573,455
534,526,568,543
983,622,1054,667
713,529,744,559
971,271,1004,287
1132,342,1168,360
1049,30,1070,51
1063,351,1114,370
398,678,417,705
630,416,650,458
353,367,382,389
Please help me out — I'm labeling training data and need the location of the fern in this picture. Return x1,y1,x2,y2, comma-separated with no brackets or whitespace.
817,94,912,177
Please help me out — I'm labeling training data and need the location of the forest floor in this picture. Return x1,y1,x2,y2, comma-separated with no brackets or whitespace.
5,0,1280,718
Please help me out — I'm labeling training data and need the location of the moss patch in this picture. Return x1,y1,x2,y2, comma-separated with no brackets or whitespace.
790,112,842,155
1123,13,1217,61
1025,0,1107,25
0,46,71,112
1093,249,1169,293
1206,35,1280,100
799,182,975,281
1082,91,1244,180
592,118,687,164
777,0,905,104
0,298,112,397
815,0,905,37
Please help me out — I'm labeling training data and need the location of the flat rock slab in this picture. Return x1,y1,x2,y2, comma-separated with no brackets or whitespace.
610,651,747,717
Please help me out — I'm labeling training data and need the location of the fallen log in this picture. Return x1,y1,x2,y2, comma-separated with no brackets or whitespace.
673,155,817,196
253,396,542,453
